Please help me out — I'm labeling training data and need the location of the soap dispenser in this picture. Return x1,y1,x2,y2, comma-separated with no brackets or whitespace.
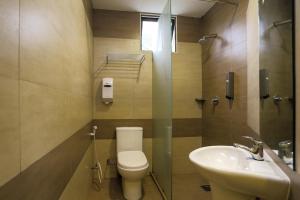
102,78,113,104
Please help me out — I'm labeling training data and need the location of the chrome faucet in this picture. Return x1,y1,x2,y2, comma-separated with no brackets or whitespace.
234,136,264,161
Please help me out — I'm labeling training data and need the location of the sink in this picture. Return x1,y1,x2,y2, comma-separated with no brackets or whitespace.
189,146,290,200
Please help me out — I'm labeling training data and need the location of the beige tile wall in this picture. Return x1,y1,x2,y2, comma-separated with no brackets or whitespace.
173,42,202,118
93,37,152,119
177,16,201,43
201,0,250,146
0,0,20,187
0,0,93,188
92,11,203,120
60,145,93,200
93,9,140,39
93,41,203,119
20,0,93,170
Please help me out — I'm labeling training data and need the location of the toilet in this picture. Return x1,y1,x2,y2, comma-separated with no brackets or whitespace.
116,127,149,200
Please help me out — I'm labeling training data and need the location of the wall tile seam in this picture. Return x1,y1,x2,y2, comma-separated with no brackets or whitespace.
0,74,20,81
19,79,92,98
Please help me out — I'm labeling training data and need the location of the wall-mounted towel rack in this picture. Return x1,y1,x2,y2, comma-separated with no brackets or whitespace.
94,53,145,80
106,54,145,65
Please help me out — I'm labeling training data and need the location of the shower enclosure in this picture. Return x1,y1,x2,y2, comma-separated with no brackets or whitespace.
152,0,173,199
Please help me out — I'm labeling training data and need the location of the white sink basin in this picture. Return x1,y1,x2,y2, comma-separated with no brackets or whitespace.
189,146,290,200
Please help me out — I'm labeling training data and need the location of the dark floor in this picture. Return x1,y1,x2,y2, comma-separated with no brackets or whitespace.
88,174,211,200
172,173,211,200
88,175,163,200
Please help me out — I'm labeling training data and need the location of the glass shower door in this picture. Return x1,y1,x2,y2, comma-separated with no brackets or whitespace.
152,0,173,199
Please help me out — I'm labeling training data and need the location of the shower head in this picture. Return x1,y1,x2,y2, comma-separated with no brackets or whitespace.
198,34,218,43
198,0,238,6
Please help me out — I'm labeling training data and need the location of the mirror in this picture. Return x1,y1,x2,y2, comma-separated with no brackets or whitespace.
258,0,295,169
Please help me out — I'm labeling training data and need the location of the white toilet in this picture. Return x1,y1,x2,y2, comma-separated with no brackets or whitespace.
116,127,149,200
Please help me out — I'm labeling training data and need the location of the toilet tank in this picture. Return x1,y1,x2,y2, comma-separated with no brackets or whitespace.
116,127,143,153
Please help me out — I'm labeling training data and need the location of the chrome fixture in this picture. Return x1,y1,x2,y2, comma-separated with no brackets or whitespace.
198,0,238,6
198,34,218,43
273,19,292,27
233,136,264,161
278,140,292,159
263,19,292,37
273,95,282,104
211,96,220,105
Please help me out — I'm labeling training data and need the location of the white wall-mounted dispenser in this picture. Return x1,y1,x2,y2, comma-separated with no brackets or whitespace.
102,78,113,104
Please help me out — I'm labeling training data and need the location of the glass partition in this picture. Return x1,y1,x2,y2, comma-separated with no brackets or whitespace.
152,0,173,199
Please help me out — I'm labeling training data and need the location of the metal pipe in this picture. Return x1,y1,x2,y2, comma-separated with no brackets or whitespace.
273,19,292,27
198,0,238,6
198,34,218,43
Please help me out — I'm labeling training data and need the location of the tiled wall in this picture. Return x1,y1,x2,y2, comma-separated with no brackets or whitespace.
172,17,203,174
20,0,93,170
59,145,93,200
0,0,20,187
174,16,203,119
177,16,201,43
201,0,253,146
93,38,152,119
0,0,93,197
93,9,140,39
0,123,92,200
172,42,203,119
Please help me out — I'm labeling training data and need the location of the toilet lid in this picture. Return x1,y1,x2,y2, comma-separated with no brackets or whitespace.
118,151,148,169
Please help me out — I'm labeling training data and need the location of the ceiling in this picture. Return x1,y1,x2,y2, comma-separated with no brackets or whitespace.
91,0,215,18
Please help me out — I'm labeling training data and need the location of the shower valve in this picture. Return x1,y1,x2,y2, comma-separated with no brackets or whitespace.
211,96,220,105
273,95,282,104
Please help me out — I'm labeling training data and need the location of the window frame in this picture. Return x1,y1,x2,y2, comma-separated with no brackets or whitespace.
140,14,176,52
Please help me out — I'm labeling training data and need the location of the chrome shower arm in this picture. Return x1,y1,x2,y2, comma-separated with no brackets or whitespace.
198,0,238,6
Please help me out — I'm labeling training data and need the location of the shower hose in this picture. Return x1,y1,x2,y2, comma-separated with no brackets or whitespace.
90,126,103,191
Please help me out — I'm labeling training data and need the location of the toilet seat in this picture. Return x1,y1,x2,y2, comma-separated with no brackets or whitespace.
118,151,148,170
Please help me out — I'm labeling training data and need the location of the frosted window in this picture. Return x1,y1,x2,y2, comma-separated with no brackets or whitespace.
142,21,158,51
141,17,176,52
